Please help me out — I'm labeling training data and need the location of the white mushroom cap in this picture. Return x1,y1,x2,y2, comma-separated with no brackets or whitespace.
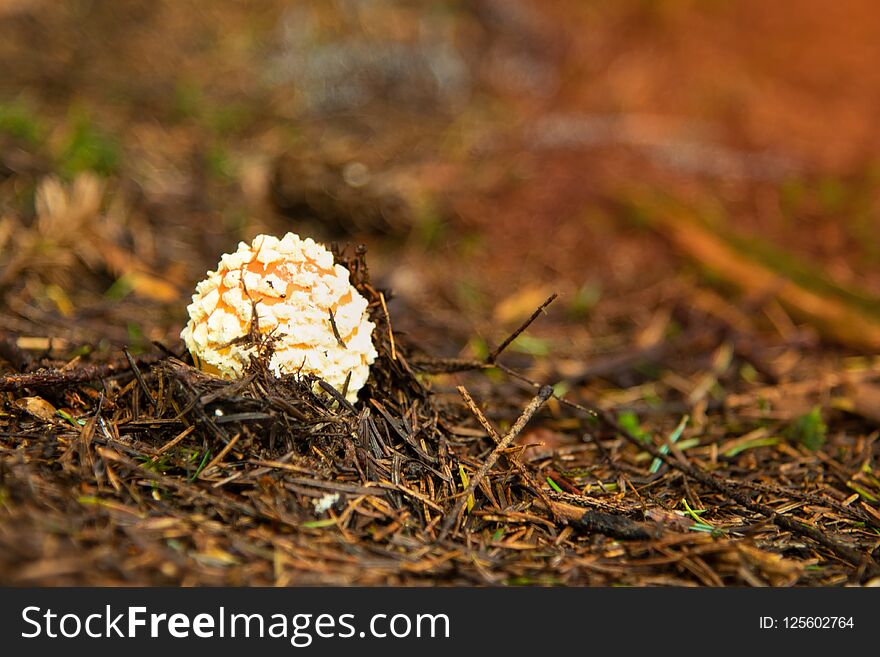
181,233,378,403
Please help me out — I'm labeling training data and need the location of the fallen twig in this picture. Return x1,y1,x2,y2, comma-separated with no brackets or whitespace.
457,385,557,518
488,293,557,363
439,384,553,540
0,354,161,392
494,362,880,577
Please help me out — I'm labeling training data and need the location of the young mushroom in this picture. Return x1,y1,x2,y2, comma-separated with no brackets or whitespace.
180,232,377,403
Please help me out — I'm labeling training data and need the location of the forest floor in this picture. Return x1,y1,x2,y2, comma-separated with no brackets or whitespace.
0,0,879,586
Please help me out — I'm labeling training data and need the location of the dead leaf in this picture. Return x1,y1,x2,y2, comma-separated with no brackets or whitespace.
125,271,180,302
494,285,554,325
14,396,58,421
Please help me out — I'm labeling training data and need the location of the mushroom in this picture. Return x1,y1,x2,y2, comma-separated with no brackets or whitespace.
181,232,377,403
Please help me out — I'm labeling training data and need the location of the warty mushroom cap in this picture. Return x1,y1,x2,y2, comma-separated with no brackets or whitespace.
180,232,378,403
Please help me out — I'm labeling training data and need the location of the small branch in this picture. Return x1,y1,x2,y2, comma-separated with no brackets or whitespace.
488,293,557,364
199,432,241,479
124,347,156,406
378,291,397,361
574,509,660,540
408,357,488,374
457,385,557,519
0,354,161,392
327,309,347,349
493,362,879,576
597,407,877,572
317,379,357,413
439,384,553,540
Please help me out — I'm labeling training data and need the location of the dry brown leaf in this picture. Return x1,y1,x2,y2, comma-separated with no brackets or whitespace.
13,396,58,422
124,271,180,302
494,285,554,325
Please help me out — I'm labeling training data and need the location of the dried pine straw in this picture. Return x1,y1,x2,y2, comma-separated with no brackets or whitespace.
0,247,878,586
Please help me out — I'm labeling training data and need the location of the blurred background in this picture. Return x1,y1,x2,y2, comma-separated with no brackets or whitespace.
1,0,880,421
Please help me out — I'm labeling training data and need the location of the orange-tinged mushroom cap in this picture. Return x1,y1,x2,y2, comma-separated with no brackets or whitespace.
181,233,377,403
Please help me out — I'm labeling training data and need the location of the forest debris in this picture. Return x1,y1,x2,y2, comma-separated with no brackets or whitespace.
551,501,663,540
458,385,555,514
13,396,58,422
574,510,661,540
735,544,806,586
488,293,557,363
439,384,554,539
0,354,161,392
591,399,880,576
